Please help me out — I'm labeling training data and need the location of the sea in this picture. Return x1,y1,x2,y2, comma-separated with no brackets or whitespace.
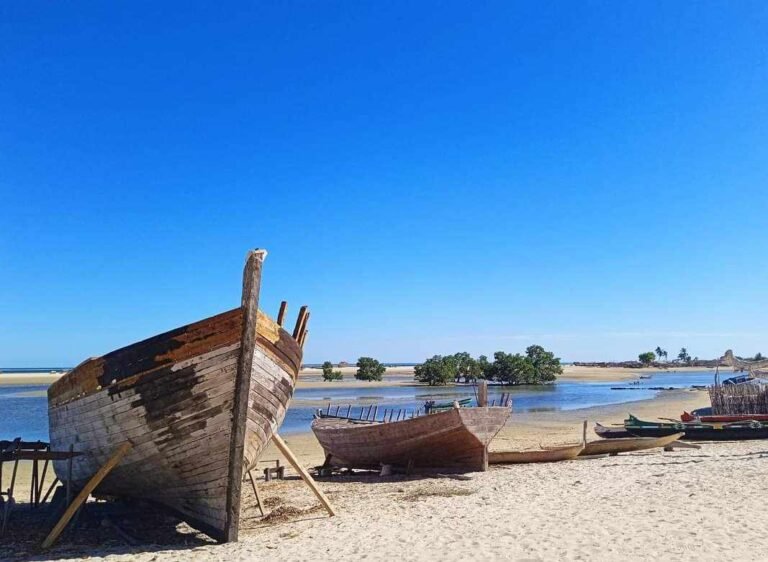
0,369,718,442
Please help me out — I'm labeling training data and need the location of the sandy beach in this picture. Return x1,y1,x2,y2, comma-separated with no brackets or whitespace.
2,366,748,562
4,385,740,561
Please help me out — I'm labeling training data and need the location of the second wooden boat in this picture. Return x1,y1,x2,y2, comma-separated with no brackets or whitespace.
47,250,308,542
489,443,584,464
312,406,510,472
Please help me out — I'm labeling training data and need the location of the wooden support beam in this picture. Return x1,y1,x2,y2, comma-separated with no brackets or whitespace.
276,301,288,326
66,444,73,506
247,470,264,517
42,441,132,549
271,433,336,517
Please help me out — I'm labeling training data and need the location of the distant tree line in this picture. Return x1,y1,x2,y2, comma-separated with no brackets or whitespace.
414,345,562,386
640,347,702,365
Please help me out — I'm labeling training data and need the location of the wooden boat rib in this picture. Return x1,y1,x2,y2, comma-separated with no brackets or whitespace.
580,432,683,456
312,407,510,472
489,443,584,464
47,250,307,542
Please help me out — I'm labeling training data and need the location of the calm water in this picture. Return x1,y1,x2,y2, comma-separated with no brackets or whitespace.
1,371,718,440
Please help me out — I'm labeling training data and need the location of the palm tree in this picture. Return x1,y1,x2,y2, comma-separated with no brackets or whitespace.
678,348,690,363
655,347,663,362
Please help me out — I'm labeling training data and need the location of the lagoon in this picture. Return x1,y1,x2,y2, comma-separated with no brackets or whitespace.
1,371,717,441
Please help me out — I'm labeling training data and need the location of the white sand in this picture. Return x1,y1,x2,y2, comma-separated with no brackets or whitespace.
39,440,767,562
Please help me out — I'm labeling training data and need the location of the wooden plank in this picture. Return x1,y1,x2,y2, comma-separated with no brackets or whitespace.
42,441,132,549
477,381,488,407
271,433,335,517
224,249,266,543
247,470,264,517
276,301,288,327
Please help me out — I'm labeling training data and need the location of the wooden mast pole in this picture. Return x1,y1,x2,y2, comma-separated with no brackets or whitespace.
223,249,266,543
477,380,488,407
271,433,336,517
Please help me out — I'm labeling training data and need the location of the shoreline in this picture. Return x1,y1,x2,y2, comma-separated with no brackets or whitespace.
0,364,724,389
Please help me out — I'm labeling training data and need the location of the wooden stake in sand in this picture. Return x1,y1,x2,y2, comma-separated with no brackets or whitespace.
477,380,488,407
42,442,132,549
270,433,336,517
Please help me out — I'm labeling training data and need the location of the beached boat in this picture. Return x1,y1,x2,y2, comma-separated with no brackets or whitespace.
47,250,307,542
312,406,510,472
594,422,632,439
624,414,768,441
580,432,683,456
680,411,768,423
489,443,584,464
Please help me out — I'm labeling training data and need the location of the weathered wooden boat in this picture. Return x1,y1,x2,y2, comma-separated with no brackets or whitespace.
312,406,510,472
489,443,584,464
580,432,683,456
47,250,308,542
594,422,632,439
624,414,768,441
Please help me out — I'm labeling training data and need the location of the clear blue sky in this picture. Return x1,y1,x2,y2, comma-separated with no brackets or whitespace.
2,2,767,367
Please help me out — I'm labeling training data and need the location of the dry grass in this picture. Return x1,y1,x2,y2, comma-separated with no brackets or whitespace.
260,505,324,524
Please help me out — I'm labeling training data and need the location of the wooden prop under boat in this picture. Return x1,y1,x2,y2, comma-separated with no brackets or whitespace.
311,406,510,472
489,443,584,464
580,432,683,456
624,414,768,441
47,250,307,543
594,422,632,439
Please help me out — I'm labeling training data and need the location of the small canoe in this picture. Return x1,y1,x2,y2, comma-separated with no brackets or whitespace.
594,422,632,439
580,432,683,456
489,443,584,464
312,406,510,472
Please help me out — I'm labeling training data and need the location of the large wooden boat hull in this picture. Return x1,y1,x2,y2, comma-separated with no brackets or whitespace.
312,407,509,472
581,433,683,456
489,443,584,464
47,251,306,542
